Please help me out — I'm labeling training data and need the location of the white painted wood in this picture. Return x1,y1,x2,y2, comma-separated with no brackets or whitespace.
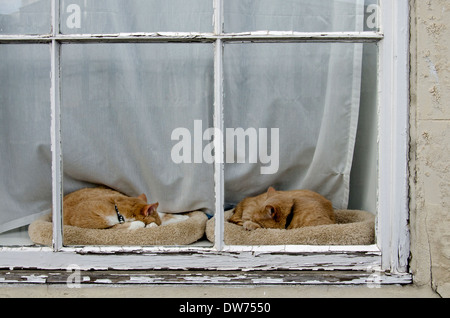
213,0,225,251
219,31,383,42
377,0,410,273
0,31,383,44
222,244,380,254
50,0,63,252
0,246,381,272
0,244,380,256
0,269,412,286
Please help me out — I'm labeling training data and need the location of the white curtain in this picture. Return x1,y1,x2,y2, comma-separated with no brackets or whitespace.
0,44,52,233
0,0,367,234
61,43,216,216
224,42,363,209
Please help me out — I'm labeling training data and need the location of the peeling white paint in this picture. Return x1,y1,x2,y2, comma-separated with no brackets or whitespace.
0,31,383,44
22,275,47,283
0,270,412,286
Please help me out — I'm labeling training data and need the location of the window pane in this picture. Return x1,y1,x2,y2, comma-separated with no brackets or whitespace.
348,43,378,214
0,0,51,35
0,44,51,246
224,0,379,33
61,43,214,246
223,43,377,245
60,0,213,34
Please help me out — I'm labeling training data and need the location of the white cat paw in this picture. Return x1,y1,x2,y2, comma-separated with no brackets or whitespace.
128,221,145,230
159,213,190,226
145,222,159,228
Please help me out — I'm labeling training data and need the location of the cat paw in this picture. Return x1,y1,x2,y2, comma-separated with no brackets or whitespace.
243,221,261,231
128,221,146,230
160,214,189,226
145,222,159,228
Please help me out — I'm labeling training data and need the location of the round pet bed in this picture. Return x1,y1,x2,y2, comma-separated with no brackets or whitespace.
206,210,375,246
29,211,207,246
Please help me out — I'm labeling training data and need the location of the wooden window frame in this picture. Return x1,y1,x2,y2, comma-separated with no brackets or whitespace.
0,0,411,286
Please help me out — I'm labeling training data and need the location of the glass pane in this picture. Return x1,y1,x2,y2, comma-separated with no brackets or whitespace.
0,0,51,34
348,43,378,214
0,44,51,246
60,0,213,34
61,43,214,246
223,43,377,245
224,0,379,33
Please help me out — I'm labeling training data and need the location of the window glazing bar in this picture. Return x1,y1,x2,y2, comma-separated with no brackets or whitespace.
213,0,224,251
50,0,63,251
0,31,383,44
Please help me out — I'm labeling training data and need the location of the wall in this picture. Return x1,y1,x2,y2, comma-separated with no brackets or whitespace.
410,0,450,297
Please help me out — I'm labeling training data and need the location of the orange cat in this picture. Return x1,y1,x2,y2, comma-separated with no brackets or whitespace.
229,187,335,230
63,188,161,230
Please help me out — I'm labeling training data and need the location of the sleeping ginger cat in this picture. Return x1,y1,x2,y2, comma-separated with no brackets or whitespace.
63,188,161,230
229,187,335,231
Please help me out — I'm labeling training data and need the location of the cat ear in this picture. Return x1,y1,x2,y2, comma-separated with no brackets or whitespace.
265,205,276,219
267,187,276,197
142,202,159,217
137,193,148,203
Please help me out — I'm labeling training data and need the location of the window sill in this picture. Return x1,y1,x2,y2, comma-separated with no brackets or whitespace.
0,245,412,286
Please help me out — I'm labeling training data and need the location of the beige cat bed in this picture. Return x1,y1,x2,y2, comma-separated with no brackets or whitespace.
29,211,207,246
206,210,375,246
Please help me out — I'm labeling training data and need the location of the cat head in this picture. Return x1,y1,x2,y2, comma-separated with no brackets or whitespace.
114,193,161,226
252,187,294,229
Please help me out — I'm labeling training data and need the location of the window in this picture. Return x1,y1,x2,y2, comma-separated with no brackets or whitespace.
0,0,411,286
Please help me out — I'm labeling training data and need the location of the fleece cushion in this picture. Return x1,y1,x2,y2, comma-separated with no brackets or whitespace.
206,210,375,246
29,211,207,246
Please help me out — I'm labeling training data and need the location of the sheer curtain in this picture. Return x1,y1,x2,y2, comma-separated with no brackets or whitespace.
224,42,363,209
0,44,52,234
224,0,365,208
0,0,366,234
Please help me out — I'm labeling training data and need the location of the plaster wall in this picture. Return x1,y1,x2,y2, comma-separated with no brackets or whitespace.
410,0,450,297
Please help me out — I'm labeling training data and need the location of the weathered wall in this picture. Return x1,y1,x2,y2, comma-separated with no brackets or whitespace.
410,0,450,297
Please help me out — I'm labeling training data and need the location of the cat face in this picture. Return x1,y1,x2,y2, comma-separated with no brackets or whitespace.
113,194,161,226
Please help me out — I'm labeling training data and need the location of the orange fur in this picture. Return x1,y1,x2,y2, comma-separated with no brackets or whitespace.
63,188,161,229
229,187,335,230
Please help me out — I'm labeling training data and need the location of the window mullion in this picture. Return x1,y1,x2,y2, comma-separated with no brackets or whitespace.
213,0,225,251
50,0,63,251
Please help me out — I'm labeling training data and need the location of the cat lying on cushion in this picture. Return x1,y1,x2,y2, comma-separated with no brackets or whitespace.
63,188,161,230
229,187,335,231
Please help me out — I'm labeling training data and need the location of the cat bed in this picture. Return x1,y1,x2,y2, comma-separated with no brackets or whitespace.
28,211,207,246
206,209,375,246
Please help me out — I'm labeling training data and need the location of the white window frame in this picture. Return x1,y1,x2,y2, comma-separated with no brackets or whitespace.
0,0,411,285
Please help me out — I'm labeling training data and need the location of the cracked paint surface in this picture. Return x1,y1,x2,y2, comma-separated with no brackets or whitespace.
411,0,450,297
